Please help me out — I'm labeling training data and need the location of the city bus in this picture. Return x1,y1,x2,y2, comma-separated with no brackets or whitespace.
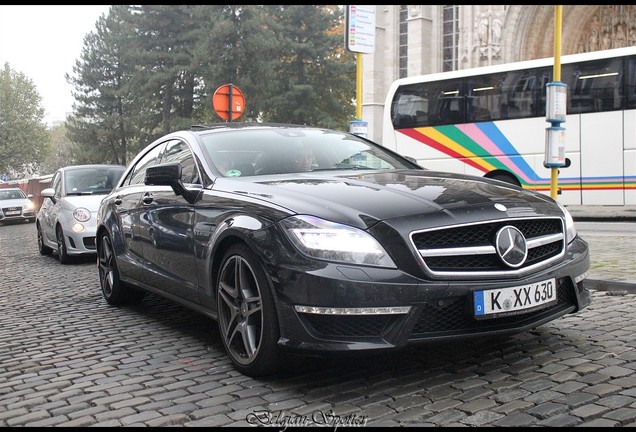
381,46,636,206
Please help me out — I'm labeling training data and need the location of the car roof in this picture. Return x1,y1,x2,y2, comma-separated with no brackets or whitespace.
186,122,321,134
60,164,126,169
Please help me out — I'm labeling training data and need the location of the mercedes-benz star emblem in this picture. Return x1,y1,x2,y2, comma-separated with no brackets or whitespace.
495,226,528,268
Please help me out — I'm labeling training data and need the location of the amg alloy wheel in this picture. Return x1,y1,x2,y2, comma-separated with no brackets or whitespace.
217,243,281,377
97,232,143,305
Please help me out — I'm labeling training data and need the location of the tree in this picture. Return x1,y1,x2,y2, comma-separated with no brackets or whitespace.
258,5,356,129
66,5,357,161
66,5,138,165
0,62,50,178
38,123,81,174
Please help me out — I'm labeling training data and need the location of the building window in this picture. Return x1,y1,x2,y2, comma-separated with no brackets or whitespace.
442,5,459,72
399,5,408,78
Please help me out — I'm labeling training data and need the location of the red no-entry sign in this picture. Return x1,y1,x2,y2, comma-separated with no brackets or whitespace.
212,84,245,122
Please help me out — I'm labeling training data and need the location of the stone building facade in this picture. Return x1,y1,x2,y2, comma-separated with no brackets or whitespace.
362,5,636,142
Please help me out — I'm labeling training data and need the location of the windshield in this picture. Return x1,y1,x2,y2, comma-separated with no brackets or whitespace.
64,166,126,195
0,189,26,200
200,127,417,177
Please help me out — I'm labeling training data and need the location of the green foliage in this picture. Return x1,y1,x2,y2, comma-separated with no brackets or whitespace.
38,123,81,174
65,4,356,163
0,63,51,178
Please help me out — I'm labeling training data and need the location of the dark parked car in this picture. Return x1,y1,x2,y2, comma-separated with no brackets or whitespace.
96,123,591,376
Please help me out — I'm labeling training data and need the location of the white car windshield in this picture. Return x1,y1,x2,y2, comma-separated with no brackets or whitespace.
0,189,26,200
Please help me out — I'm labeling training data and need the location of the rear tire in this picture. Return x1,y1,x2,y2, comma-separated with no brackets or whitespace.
216,243,282,377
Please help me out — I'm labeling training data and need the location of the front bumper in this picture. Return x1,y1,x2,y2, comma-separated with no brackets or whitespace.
61,222,98,255
271,236,591,353
0,209,36,224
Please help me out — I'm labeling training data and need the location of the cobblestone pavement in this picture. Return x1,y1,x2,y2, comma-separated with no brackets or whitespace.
1,222,635,427
578,227,636,288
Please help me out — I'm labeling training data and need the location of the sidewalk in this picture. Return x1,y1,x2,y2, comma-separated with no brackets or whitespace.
566,205,636,222
566,205,636,293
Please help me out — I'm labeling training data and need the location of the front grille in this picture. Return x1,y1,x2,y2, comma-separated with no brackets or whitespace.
299,313,401,338
410,217,564,276
2,206,22,215
410,277,576,338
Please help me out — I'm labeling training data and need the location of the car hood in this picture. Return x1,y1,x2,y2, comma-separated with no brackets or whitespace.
216,170,561,229
63,194,107,211
0,198,32,208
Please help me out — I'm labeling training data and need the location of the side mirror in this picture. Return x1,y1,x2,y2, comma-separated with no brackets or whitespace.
145,162,199,204
145,162,182,186
41,187,56,204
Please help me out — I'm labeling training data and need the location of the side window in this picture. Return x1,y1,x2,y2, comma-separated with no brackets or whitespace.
129,143,166,185
51,171,62,197
627,56,636,110
563,58,622,114
161,139,200,184
500,69,543,119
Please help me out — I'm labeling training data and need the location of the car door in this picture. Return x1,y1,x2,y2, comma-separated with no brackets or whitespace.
39,170,63,245
137,138,201,302
112,143,166,281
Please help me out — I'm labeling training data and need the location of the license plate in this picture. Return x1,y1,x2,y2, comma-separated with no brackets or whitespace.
474,278,556,319
5,210,20,215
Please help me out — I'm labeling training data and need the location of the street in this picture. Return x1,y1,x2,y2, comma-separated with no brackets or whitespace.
0,221,635,427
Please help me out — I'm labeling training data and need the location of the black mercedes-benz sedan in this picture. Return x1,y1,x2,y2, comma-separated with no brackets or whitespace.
95,122,591,377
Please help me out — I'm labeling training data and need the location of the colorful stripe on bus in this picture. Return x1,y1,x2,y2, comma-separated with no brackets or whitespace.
399,122,636,192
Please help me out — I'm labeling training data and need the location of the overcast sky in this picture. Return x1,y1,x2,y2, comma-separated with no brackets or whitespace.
0,5,111,126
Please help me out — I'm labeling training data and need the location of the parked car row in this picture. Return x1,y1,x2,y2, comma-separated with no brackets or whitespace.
27,122,592,378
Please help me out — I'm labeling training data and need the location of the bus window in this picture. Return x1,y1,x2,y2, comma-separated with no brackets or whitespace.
391,79,466,128
563,58,622,113
500,69,545,119
466,72,507,122
627,57,636,109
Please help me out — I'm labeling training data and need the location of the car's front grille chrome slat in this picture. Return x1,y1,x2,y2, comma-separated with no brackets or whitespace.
411,217,565,277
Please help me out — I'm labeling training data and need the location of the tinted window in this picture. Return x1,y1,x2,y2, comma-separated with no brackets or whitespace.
201,128,416,176
562,58,623,113
129,143,166,185
161,140,200,184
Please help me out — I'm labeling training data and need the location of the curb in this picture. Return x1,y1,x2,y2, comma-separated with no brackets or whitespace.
586,278,636,294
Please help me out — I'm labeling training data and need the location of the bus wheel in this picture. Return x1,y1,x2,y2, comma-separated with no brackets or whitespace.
488,173,520,187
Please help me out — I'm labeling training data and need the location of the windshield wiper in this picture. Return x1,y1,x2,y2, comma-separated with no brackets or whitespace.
312,165,377,171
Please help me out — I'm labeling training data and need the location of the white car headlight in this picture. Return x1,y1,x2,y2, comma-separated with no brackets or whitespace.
281,215,396,268
24,202,34,211
73,207,91,222
557,202,577,244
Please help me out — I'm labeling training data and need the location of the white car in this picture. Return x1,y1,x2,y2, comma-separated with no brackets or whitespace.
0,188,36,225
36,164,126,263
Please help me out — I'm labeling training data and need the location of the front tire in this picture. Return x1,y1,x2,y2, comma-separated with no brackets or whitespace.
37,223,53,255
216,243,282,377
97,232,144,305
56,225,72,264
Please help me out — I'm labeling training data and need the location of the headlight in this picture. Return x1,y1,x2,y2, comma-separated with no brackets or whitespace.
73,207,91,222
280,215,396,268
557,201,577,244
24,202,35,211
